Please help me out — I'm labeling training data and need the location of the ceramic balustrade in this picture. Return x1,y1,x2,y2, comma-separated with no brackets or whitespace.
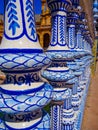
42,0,81,130
0,0,53,129
0,0,93,130
66,2,92,129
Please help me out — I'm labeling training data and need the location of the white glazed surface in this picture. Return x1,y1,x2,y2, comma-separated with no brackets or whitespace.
0,82,44,91
1,36,42,49
5,116,42,129
47,67,69,71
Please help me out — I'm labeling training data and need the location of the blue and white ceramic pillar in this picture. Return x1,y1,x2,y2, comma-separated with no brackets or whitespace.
0,0,53,129
67,2,84,99
76,24,83,50
68,0,80,50
44,1,77,130
66,4,81,111
74,13,87,96
62,81,77,130
47,0,72,51
51,101,64,130
41,66,75,130
1,0,46,83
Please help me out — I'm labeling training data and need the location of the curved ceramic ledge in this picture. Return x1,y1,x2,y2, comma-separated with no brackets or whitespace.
5,116,43,130
46,50,77,60
0,82,53,114
41,67,74,82
0,53,51,71
46,50,91,62
53,88,71,101
63,108,77,124
67,63,80,70
0,111,50,130
0,82,45,95
73,70,83,77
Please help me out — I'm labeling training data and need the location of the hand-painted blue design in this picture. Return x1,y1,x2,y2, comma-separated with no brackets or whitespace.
7,0,20,35
9,21,20,36
47,0,71,13
0,111,50,130
50,16,58,46
53,88,70,101
35,111,51,130
46,51,76,60
0,83,53,114
53,106,59,130
68,27,76,49
0,53,51,70
76,31,82,49
5,72,40,85
26,0,37,40
50,15,67,46
2,110,42,122
59,16,66,45
41,68,74,82
74,75,90,130
0,119,5,130
51,105,63,130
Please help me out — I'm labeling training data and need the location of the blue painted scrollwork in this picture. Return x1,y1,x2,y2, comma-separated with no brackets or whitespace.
5,73,40,85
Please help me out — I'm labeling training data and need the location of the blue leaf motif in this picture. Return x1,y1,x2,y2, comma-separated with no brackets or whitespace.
26,0,33,6
7,3,16,11
9,21,20,35
27,11,33,17
26,5,33,12
59,16,65,45
8,8,17,18
29,22,34,28
8,14,18,23
26,0,36,39
7,0,20,36
52,17,57,43
28,16,33,23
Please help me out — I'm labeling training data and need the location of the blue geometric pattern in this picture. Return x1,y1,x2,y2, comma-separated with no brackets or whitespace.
47,0,70,48
0,83,53,114
74,75,90,130
0,53,51,70
0,111,51,130
58,16,66,45
46,51,76,60
68,27,76,49
76,31,82,49
50,16,58,46
50,16,67,46
52,105,62,130
25,0,37,40
6,0,20,36
0,119,5,130
35,111,51,130
47,0,71,13
53,88,71,101
41,68,74,82
4,0,38,41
